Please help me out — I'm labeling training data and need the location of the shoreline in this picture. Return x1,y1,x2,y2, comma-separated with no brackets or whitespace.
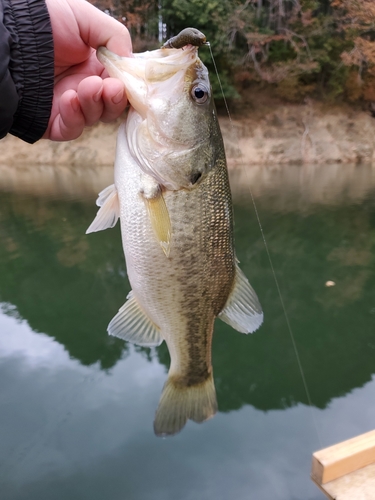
1,102,375,167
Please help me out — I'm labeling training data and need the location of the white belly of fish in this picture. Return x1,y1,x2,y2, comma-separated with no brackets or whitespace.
116,123,189,354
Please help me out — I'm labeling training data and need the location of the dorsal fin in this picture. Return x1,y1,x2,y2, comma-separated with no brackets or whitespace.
218,263,263,333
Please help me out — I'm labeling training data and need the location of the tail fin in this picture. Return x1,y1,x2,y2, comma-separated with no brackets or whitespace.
153,375,217,437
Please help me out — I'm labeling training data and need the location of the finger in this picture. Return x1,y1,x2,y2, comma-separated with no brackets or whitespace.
67,0,132,57
77,76,104,126
100,78,128,123
49,90,85,141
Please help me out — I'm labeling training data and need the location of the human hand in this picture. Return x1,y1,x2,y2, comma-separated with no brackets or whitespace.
44,0,132,141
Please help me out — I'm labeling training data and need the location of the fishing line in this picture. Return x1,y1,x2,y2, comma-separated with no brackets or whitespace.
207,43,322,447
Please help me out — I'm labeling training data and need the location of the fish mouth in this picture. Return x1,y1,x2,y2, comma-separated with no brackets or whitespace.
97,45,199,118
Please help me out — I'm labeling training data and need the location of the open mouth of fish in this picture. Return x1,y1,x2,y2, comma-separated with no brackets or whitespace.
97,44,202,120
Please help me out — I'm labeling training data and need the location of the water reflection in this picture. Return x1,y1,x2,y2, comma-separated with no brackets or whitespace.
0,163,374,417
0,307,335,500
230,163,375,210
0,193,127,369
1,162,375,206
0,164,113,199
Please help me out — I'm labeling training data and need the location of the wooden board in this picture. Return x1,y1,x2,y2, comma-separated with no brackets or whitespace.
312,462,375,500
311,430,375,484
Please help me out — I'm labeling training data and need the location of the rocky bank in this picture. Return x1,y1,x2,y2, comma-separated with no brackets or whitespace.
1,102,375,167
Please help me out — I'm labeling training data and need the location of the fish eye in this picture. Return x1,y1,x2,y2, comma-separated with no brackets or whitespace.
191,84,209,104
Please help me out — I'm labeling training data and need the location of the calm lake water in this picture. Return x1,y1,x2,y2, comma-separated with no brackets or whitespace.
0,163,374,500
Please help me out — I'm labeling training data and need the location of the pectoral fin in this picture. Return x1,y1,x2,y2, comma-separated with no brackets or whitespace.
219,264,263,333
108,291,163,347
143,191,171,257
86,184,120,234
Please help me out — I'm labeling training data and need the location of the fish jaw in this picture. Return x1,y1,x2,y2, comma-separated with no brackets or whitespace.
97,47,148,118
97,45,199,120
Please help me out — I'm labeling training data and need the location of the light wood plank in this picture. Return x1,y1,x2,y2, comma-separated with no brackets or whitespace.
311,430,375,484
312,462,375,500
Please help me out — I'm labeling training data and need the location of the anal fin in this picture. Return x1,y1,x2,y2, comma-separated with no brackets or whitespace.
108,291,163,347
218,263,263,334
86,184,120,234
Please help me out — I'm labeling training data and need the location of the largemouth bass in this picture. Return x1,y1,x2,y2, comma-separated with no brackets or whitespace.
87,30,263,436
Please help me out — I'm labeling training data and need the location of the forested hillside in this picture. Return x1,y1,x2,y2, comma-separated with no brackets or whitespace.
90,0,375,107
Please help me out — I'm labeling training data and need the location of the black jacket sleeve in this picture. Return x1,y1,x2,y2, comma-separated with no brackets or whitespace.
0,0,54,143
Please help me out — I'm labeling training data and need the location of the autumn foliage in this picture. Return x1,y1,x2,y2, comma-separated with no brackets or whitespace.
91,0,375,105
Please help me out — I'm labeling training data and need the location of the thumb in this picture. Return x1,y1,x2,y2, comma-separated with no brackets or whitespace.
67,0,132,56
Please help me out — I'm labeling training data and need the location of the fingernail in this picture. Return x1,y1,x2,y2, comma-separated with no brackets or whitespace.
112,88,125,104
71,96,80,112
93,87,103,102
